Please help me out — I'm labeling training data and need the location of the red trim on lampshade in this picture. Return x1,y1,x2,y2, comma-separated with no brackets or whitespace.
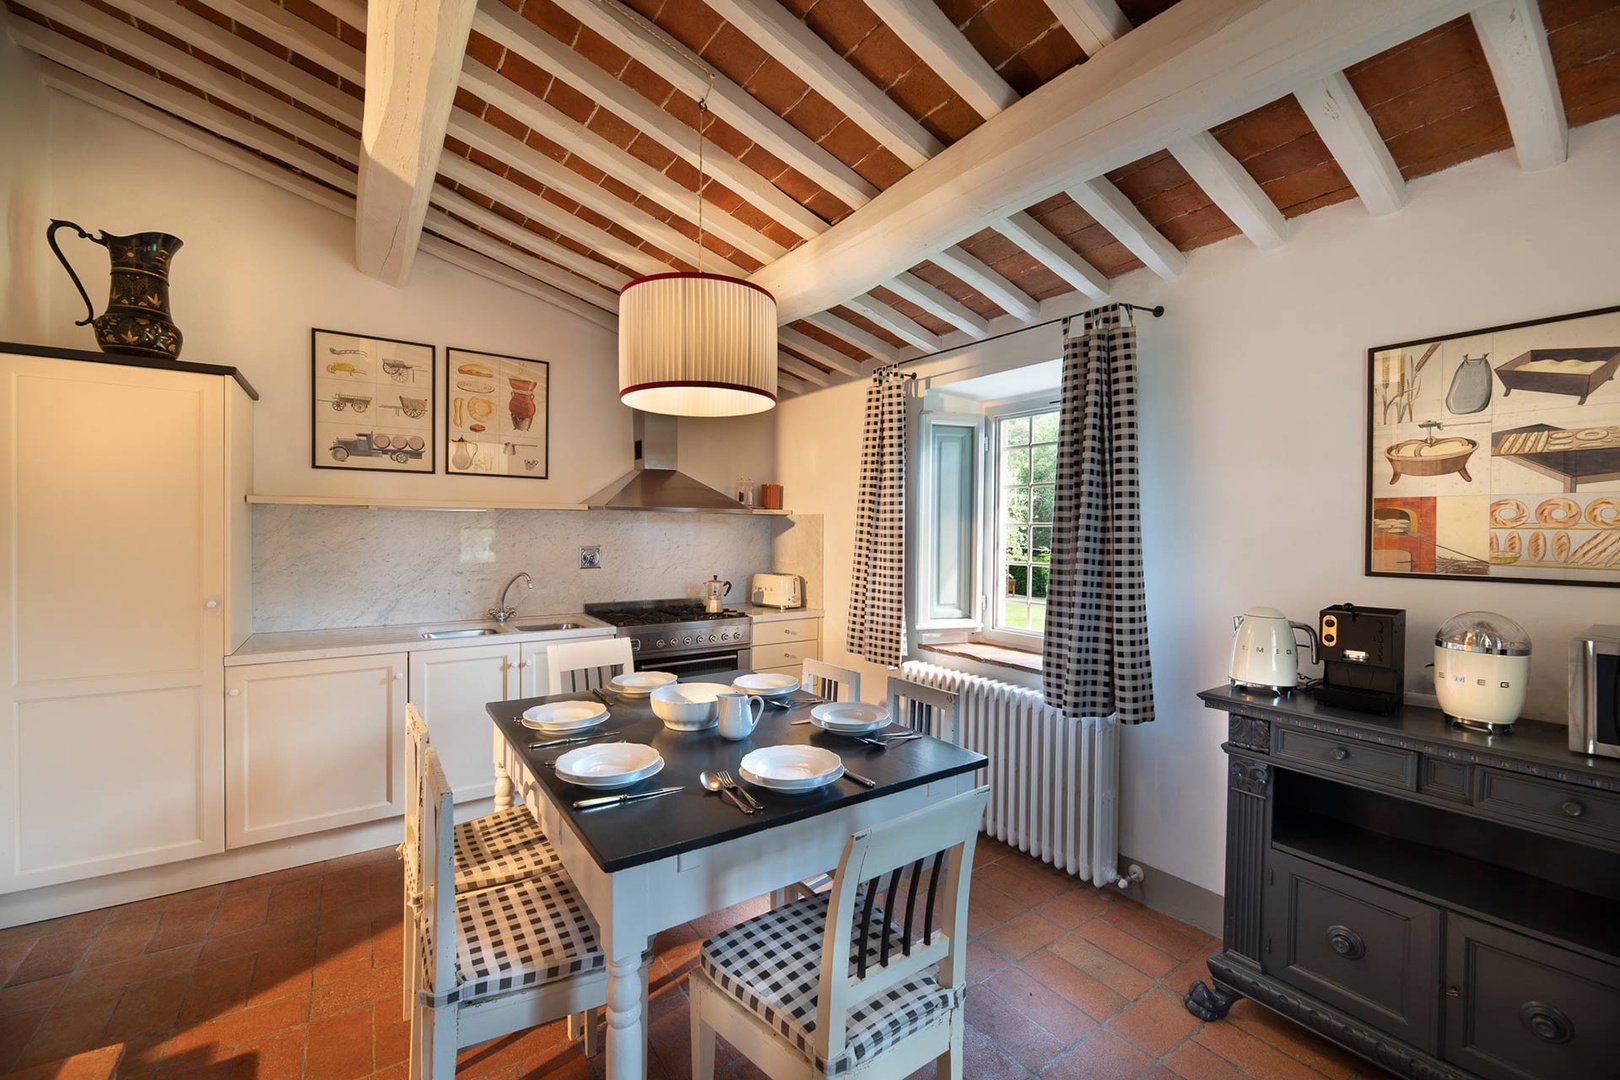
619,272,776,302
619,380,778,402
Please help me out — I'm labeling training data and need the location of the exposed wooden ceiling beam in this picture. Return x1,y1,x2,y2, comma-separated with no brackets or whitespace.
803,312,900,364
1067,177,1186,279
436,152,669,276
995,213,1110,300
778,353,832,387
842,296,942,352
1294,72,1405,216
1044,0,1131,55
864,0,1017,120
446,112,748,277
105,0,356,126
777,327,866,376
776,369,809,396
930,247,1040,320
212,0,367,85
422,208,619,311
472,1,827,242
1471,0,1567,171
887,272,991,338
305,0,366,34
705,0,942,168
1170,130,1289,250
419,231,618,330
430,188,631,291
751,0,1470,322
459,56,785,265
355,0,477,284
552,0,878,209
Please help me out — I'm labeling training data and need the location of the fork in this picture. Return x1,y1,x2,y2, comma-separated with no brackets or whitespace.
857,733,919,750
716,770,764,812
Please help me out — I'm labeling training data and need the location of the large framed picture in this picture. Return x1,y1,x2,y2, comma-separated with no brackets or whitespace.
444,348,550,478
1366,304,1620,587
312,329,435,474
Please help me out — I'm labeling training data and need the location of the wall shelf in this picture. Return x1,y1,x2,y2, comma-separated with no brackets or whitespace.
246,495,793,515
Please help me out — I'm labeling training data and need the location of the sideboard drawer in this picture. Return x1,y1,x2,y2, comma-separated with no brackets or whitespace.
753,617,820,648
1475,769,1620,848
752,641,818,670
1274,729,1419,791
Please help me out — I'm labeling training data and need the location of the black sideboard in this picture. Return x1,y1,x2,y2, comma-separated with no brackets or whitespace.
1190,686,1620,1080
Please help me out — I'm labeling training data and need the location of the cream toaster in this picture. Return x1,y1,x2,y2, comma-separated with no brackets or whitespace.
750,573,804,609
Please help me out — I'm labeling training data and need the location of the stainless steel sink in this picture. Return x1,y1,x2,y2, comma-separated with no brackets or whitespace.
511,621,582,632
419,628,501,639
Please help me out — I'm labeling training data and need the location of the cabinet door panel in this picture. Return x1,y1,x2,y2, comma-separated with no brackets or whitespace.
226,655,406,847
1445,914,1620,1080
408,645,520,803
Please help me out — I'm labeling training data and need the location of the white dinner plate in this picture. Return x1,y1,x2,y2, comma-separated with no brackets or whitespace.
554,743,663,789
738,745,844,792
521,700,608,731
732,673,800,697
610,671,677,697
809,702,890,734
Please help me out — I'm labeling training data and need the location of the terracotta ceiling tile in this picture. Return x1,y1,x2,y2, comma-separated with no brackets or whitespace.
543,78,597,125
525,127,570,164
1346,18,1482,109
465,144,509,176
621,0,661,18
279,0,335,35
847,24,920,91
1160,206,1240,250
622,60,678,110
1385,107,1512,180
701,182,744,215
1014,27,1084,85
805,190,851,224
484,199,525,228
572,26,630,79
519,0,581,46
1104,151,1192,202
829,305,909,349
443,136,472,159
652,0,726,54
959,8,1019,68
465,30,505,71
804,0,881,55
1103,148,1170,184
484,103,530,142
1275,179,1357,219
1562,70,1620,127
1233,131,1338,186
336,22,362,50
784,92,846,142
911,261,1005,319
700,113,751,158
729,201,772,233
1213,97,1316,159
870,286,954,337
817,118,882,169
739,142,792,182
512,170,551,199
1549,4,1620,68
744,58,812,116
498,51,553,101
887,65,960,125
453,87,485,118
625,133,680,173
666,157,701,191
580,205,618,231
924,98,986,143
702,22,773,85
585,109,639,151
853,146,910,188
955,227,1019,263
792,321,869,361
762,221,804,249
1364,65,1505,146
1133,181,1218,225
937,0,989,26
780,0,814,16
970,0,1059,67
1028,194,1096,240
602,175,644,207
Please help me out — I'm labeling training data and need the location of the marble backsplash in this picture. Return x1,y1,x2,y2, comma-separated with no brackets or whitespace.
252,504,822,632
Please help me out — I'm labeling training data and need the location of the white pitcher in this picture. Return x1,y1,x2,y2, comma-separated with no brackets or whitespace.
716,692,764,741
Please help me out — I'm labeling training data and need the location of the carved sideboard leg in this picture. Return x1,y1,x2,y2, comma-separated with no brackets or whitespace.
1184,978,1240,1021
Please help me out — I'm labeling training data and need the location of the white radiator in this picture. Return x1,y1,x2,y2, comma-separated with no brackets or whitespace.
901,661,1120,886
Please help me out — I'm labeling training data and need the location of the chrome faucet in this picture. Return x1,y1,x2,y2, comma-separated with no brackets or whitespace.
489,572,533,623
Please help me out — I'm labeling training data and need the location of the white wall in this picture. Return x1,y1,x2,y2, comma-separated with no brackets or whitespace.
0,22,49,343
7,85,772,504
776,115,1620,896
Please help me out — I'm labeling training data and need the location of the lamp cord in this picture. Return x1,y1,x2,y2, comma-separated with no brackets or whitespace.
696,74,713,275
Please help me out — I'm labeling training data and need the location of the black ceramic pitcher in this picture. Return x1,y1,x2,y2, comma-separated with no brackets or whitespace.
47,220,184,360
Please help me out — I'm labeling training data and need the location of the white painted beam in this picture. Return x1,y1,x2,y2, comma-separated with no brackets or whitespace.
778,353,832,387
419,232,618,330
776,369,809,396
473,0,828,240
804,312,900,363
553,0,878,209
422,208,619,310
16,22,358,194
864,0,1017,119
886,272,992,338
305,0,367,33
430,188,631,291
1066,176,1185,279
706,0,942,167
1170,130,1289,251
355,0,477,284
842,296,943,352
750,0,1470,321
995,213,1110,300
1471,0,1567,171
1044,0,1130,55
212,0,367,85
777,327,866,376
930,246,1040,319
1294,72,1405,215
446,112,748,276
459,56,785,265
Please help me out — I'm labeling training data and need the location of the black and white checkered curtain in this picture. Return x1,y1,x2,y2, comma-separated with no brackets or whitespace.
1042,306,1155,724
847,374,907,668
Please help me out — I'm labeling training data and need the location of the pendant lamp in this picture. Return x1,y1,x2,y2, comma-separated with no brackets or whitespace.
618,98,777,417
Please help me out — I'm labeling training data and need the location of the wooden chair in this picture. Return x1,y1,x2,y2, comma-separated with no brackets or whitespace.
545,637,636,694
409,746,611,1079
689,786,991,1080
800,658,861,702
887,676,959,742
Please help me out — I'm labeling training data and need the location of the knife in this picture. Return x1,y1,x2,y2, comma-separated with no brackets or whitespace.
843,769,877,789
528,731,618,751
573,786,684,811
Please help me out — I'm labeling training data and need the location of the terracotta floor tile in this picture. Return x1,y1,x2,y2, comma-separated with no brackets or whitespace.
975,861,1068,911
0,972,67,1017
10,986,121,1071
966,983,1069,1072
984,967,1099,1046
1041,1028,1154,1079
3,1042,124,1080
211,892,271,939
1106,986,1202,1057
229,1025,306,1078
967,939,1010,984
372,1001,411,1069
224,864,321,896
310,962,401,1021
7,928,97,986
1048,933,1158,1001
59,945,202,1002
149,901,223,954
1022,948,1131,1022
984,911,1066,962
312,933,373,988
0,1006,48,1072
1226,998,1359,1079
1100,906,1213,963
319,867,374,911
177,956,257,1027
105,972,190,1042
265,877,324,927
1162,1039,1246,1080
1194,1019,1336,1080
302,1004,373,1080
1073,920,1180,979
164,994,310,1058
247,940,317,1006
82,915,160,968
370,922,404,970
118,1032,172,1077
197,917,318,967
961,1021,1035,1079
1036,887,1115,930
0,940,33,982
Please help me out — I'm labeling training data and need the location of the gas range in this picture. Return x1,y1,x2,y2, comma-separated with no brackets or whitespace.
583,599,752,662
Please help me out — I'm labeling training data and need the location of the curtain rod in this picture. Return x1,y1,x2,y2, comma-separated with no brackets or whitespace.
871,300,1164,379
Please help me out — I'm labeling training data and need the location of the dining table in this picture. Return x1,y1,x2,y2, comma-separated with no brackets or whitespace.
485,670,987,1080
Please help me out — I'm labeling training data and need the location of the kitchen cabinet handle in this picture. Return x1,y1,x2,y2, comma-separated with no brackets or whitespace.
1326,924,1365,960
394,672,404,681
1561,799,1584,818
228,688,240,697
204,598,220,610
1328,747,1349,761
1520,1002,1573,1044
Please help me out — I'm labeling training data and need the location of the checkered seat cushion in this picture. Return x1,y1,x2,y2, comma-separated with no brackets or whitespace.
422,866,605,1007
452,806,561,894
698,893,962,1077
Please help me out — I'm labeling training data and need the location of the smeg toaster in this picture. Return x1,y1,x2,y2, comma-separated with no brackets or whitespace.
750,573,804,609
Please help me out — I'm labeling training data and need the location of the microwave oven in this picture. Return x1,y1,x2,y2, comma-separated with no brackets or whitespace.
1569,625,1620,759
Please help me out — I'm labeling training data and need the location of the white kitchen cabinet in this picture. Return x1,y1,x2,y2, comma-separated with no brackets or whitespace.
752,616,822,675
408,643,521,802
224,653,407,848
0,349,252,893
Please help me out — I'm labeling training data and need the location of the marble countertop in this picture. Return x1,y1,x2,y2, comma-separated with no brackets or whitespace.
226,614,615,666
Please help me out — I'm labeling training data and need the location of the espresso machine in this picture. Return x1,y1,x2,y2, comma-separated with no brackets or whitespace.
1316,604,1406,714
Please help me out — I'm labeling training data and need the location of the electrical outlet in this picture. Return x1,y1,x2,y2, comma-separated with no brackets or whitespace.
579,545,601,570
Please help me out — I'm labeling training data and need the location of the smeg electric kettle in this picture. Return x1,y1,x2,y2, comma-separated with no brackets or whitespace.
1230,606,1319,692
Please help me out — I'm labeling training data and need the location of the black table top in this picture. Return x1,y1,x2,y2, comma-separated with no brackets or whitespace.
487,671,987,873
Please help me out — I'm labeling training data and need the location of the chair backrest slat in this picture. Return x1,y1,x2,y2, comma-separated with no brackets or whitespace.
420,746,459,1000
403,705,430,897
923,849,945,947
801,658,861,702
886,676,958,741
546,638,636,694
901,858,924,957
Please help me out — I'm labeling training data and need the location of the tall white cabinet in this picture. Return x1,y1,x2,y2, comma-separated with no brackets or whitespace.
0,348,253,894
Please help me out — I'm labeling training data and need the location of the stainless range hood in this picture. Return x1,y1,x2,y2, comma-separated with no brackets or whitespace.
585,411,749,513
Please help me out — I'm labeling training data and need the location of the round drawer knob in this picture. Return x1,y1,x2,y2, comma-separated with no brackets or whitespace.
1326,924,1365,960
1520,1002,1573,1044
204,599,220,610
228,688,240,697
1561,800,1585,818
1329,747,1350,761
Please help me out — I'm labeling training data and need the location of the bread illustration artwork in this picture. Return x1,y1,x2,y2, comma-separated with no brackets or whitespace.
1552,531,1571,564
457,362,495,379
1527,532,1546,564
1536,497,1581,528
1489,533,1500,556
1505,532,1521,555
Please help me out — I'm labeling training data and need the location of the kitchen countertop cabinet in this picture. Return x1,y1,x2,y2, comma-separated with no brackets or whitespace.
408,643,522,803
751,614,822,675
1193,687,1620,1080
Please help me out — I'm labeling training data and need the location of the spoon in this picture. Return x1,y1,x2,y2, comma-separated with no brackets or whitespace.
700,770,755,814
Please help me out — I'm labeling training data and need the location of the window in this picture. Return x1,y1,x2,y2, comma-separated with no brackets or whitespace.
989,407,1058,642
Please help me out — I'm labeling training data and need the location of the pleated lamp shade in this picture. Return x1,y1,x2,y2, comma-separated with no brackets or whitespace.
618,272,778,416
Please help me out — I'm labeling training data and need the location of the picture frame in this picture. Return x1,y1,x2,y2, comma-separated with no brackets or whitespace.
1365,303,1620,588
444,348,550,478
312,329,436,474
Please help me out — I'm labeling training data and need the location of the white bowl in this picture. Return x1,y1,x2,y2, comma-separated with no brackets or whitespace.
739,745,844,792
610,670,678,697
554,743,663,788
649,681,730,730
809,702,889,733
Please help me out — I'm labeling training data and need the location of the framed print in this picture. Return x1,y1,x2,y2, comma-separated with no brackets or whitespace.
445,348,550,478
312,329,435,474
1366,304,1620,587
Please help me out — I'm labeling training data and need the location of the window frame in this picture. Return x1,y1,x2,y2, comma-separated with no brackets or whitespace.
913,411,985,631
981,394,1060,649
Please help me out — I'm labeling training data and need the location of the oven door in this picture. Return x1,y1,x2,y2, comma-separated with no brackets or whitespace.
641,647,752,680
